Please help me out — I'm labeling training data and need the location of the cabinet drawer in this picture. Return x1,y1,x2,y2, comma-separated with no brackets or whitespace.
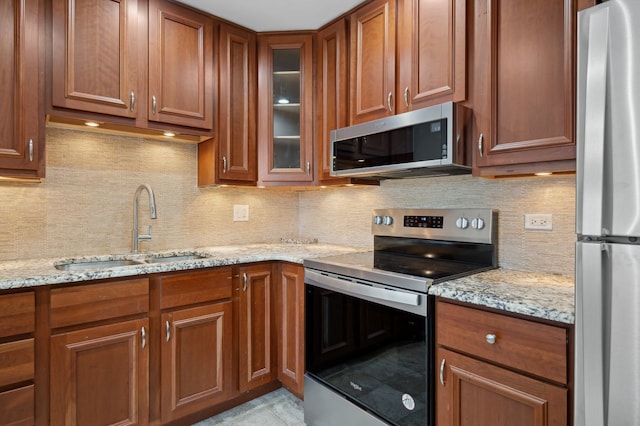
436,301,568,384
50,278,149,328
0,384,34,426
160,268,233,309
0,292,35,338
0,339,34,387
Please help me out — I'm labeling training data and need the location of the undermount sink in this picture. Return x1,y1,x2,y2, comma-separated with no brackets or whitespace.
54,259,144,271
54,252,210,271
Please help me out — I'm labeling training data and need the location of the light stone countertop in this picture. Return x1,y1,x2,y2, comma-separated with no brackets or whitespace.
0,244,575,324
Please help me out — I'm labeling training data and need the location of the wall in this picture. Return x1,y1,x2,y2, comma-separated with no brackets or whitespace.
0,127,576,276
0,127,298,261
298,175,576,276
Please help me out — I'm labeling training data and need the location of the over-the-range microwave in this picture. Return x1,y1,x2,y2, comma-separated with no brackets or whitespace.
330,102,473,179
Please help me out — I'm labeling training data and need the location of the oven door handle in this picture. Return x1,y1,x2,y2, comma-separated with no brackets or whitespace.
305,269,421,307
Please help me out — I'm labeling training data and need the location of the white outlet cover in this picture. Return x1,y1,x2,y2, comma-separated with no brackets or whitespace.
524,214,553,231
233,205,249,222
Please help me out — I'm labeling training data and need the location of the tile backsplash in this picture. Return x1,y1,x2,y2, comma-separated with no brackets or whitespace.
0,127,576,276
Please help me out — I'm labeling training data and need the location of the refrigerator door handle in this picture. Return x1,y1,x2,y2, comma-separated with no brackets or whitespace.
575,242,607,426
578,7,610,237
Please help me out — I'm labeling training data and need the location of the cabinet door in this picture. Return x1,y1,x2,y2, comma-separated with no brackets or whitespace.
396,0,466,113
217,23,257,183
52,0,139,118
472,0,576,175
0,0,43,179
160,302,232,423
276,263,304,398
436,347,567,426
238,264,276,391
50,318,149,425
148,0,214,130
257,34,314,184
349,0,396,124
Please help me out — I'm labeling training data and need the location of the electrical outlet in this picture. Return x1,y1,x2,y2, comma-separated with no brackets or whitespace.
524,214,553,230
233,205,249,222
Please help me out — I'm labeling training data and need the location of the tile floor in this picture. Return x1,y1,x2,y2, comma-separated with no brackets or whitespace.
193,388,305,425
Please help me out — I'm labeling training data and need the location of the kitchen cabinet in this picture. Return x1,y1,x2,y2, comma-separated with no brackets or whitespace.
435,299,569,425
257,33,315,185
0,0,44,179
396,0,466,113
148,0,215,130
471,0,577,176
238,263,277,391
0,291,35,426
49,278,149,425
198,23,257,186
51,0,214,134
275,263,305,398
157,269,234,423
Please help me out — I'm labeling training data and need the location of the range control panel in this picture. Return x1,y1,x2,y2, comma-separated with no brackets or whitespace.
372,208,497,244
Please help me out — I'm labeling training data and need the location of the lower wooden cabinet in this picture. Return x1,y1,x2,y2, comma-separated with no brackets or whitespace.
50,318,150,425
435,299,570,425
238,263,277,392
0,385,35,426
275,263,305,398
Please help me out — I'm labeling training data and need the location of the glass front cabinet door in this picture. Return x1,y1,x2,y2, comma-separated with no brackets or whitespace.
257,34,314,185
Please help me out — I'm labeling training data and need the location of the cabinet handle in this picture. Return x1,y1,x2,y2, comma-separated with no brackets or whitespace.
403,87,410,107
306,161,311,175
28,139,33,162
130,91,135,111
439,358,446,386
243,273,248,292
477,133,484,158
485,333,497,344
387,92,393,112
141,326,147,349
222,156,228,173
152,96,157,115
166,321,171,342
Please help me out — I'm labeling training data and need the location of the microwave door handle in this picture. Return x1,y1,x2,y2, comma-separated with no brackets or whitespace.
305,269,420,307
578,7,609,236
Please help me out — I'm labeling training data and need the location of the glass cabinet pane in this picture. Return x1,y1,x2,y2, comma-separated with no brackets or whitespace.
273,48,301,169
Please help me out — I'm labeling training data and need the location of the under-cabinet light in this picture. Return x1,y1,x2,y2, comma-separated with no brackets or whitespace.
163,131,176,137
84,121,100,127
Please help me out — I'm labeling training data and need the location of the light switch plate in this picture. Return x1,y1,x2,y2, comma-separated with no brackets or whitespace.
233,205,249,222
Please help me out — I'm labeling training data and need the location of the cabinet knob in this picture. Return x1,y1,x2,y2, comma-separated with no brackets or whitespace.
439,358,446,386
485,333,497,344
165,321,171,342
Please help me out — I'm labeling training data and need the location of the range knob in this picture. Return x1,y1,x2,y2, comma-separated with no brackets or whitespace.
383,215,394,226
471,217,485,230
373,215,383,225
456,217,469,229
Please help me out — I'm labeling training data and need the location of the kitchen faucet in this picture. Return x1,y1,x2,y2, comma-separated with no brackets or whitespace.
132,184,157,253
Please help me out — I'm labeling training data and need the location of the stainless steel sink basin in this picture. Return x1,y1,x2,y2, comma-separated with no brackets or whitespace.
54,259,144,271
143,254,208,263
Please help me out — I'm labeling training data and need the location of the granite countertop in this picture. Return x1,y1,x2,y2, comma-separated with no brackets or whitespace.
430,268,575,324
0,244,575,325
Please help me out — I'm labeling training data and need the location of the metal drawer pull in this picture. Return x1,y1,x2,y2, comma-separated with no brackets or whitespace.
478,133,484,158
130,91,135,111
387,92,393,112
439,358,446,386
223,156,228,173
166,321,171,342
306,161,311,175
243,273,248,292
141,326,147,349
28,139,33,162
152,96,157,115
404,87,410,107
485,333,497,344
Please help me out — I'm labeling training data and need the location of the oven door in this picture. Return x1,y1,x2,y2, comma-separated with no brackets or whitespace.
304,269,433,426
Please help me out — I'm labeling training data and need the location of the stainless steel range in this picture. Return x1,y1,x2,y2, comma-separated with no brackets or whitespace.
304,208,497,426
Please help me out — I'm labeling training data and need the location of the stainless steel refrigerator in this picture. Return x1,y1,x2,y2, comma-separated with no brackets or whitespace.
576,1,640,425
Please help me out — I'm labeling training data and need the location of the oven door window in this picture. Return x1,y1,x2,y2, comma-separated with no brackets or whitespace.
306,284,427,426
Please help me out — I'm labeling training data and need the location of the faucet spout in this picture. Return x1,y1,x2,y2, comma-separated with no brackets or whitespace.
133,184,157,253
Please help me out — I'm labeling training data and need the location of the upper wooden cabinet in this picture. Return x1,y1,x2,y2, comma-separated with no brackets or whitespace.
257,33,315,185
349,0,396,124
349,0,465,124
148,0,215,130
471,0,577,176
396,0,466,113
0,0,44,179
198,23,257,187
